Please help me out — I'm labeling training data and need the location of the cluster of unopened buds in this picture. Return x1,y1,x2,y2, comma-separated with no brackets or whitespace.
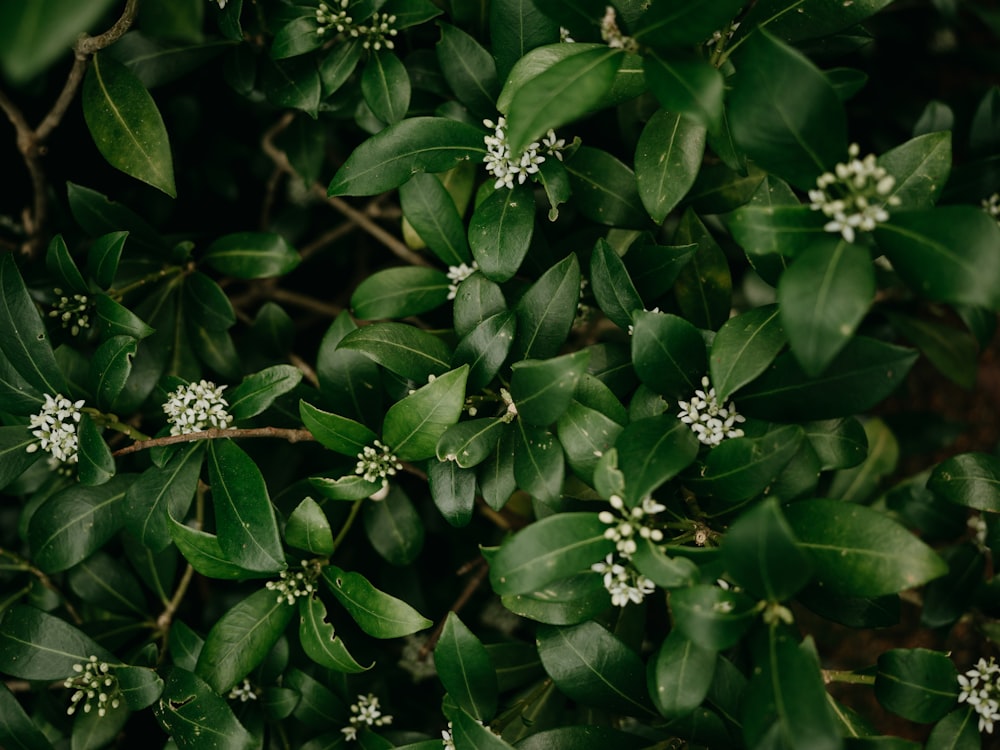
592,495,664,607
677,376,746,447
958,657,1000,734
808,143,900,243
482,116,566,191
64,656,120,717
162,379,234,436
599,6,637,52
49,288,91,337
316,1,398,50
355,439,402,488
341,693,393,741
26,393,85,463
265,564,317,605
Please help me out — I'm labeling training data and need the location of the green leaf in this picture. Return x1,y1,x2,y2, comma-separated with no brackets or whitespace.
778,239,875,376
565,147,650,228
298,595,371,673
270,10,323,59
514,726,651,750
784,499,947,597
875,207,1000,310
631,0,748,50
361,50,410,125
0,681,54,750
0,254,69,396
453,272,507,338
631,311,706,399
510,350,590,426
68,551,145,617
399,173,471,267
227,365,303,420
827,417,898,504
285,497,334,555
505,47,622,155
429,459,477,527
436,22,499,118
183,271,235,331
46,235,88,294
887,312,978,390
925,707,980,750
382,365,469,461
728,30,846,189
67,182,169,257
311,474,383,502
28,474,133,573
635,109,706,224
89,334,136,411
490,0,559,79
710,304,786,402
195,587,294,693
647,629,718,720
328,117,485,197
351,266,449,320
262,56,321,116
623,240,698,301
323,565,432,638
82,54,176,197
726,202,827,261
738,0,895,44
445,705,515,750
489,512,614,596
469,185,535,282
557,400,624,485
153,667,255,750
929,452,1000,512
203,232,300,279
207,439,285,573
875,649,958,723
76,414,115,486
168,518,263,580
501,573,611,626
590,238,643,331
615,415,700,505
319,37,362,96
737,337,917,421
339,322,452,380
537,621,656,717
436,613,499,720
94,294,154,341
513,253,581,360
878,132,951,209
300,400,379,457
643,53,724,131
673,208,733,331
0,605,113,680
0,426,44,491
804,418,868,471
513,422,565,504
363,485,424,564
453,310,516,393
436,417,506,468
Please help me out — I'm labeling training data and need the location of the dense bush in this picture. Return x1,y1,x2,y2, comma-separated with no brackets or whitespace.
2,1,1000,748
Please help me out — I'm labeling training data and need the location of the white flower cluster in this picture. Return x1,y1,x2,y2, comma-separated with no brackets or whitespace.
447,261,478,300
677,376,746,447
591,495,663,607
228,678,258,702
355,439,402,488
26,393,85,463
808,143,900,243
316,0,352,35
958,657,1000,734
482,117,565,191
316,1,398,50
49,288,91,337
442,719,501,749
265,565,317,606
983,193,1000,224
398,634,437,682
559,27,575,43
64,656,120,717
341,693,393,741
600,6,637,52
162,379,234,436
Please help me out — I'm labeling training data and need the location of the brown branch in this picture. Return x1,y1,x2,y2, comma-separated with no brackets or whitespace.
421,557,491,657
112,426,316,456
319,189,431,267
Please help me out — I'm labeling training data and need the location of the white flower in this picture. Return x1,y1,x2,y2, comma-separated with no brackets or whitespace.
958,658,1000,734
26,393,85,463
559,26,575,43
162,379,234,436
341,693,393,741
64,656,120,718
482,116,545,190
228,678,258,702
541,129,567,160
600,6,637,51
598,493,665,558
591,553,656,607
49,288,91,337
808,143,900,243
316,0,352,35
982,193,1000,224
214,0,227,8
355,439,402,487
447,262,478,300
677,376,746,447
265,563,316,605
442,719,501,748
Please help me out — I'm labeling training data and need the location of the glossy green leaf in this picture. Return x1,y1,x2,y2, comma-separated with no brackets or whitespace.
887,312,978,390
565,147,650,228
361,50,410,124
82,54,175,196
728,30,846,188
207,439,285,573
778,239,875,376
512,253,581,360
298,595,371,673
0,681,53,750
510,350,590,426
363,485,424,564
878,132,951,209
188,320,240,380
630,538,698,589
670,585,757,651
436,22,499,117
925,707,980,750
437,612,498,720
537,621,656,716
67,551,145,617
445,704,515,750
0,426,44,491
168,519,263,580
643,52,724,131
635,109,706,224
710,304,786,402
67,182,168,257
490,0,559,79
351,266,449,320
875,207,1000,310
631,311,706,399
94,294,154,340
46,235,87,294
429,459,477,527
28,474,133,573
382,365,468,461
513,422,564,505
737,337,917,421
227,364,303,420
590,238,643,331
631,0,747,50
501,573,611,626
673,208,732,331
76,414,115,486
648,629,718,720
399,173,471,267
195,587,294,693
153,666,255,750
300,400,379,457
686,161,767,215
328,117,486,197
310,474,383,502
269,10,322,59
203,232,300,279
505,47,622,155
319,37,362,96
489,512,614,596
469,185,535,282
804,418,868,471
726,202,826,261
453,310,516,392
616,414,700,505
875,649,958,723
261,56,320,116
453,273,507,339
737,0,895,45
323,565,432,638
827,417,898,503
929,452,1000,512
285,497,334,555
688,426,804,504
0,605,114,680
286,667,347,728
784,499,947,597
89,334,136,411
557,401,624,485
514,726,651,750
339,322,452,380
182,271,235,332
436,418,506,468
0,254,69,396
623,240,698,301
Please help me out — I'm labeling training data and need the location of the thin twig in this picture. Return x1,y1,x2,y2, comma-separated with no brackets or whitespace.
421,557,491,657
112,426,316,456
319,189,431,267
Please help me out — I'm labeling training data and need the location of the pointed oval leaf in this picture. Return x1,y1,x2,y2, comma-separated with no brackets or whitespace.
510,349,590,427
444,705,515,750
557,401,624,485
875,648,958,723
436,613,499,721
632,0,747,50
436,22,499,118
670,585,757,651
453,310,516,392
361,50,410,125
469,185,535,282
928,452,1000,512
0,426,44,491
183,271,235,331
339,322,453,381
382,365,469,461
0,681,54,750
616,414,700,505
94,295,154,340
648,629,718,720
285,497,334,555
154,667,254,749
710,304,787,402
168,518,264,580
310,474,383,502
644,53,724,131
46,235,88,294
399,172,471,267
513,422,565,505
590,238,644,331
351,266,449,320
878,131,951,209
0,605,114,681
673,208,732,331
123,442,202,551
436,417,506,468
565,147,650,228
298,595,371,673
76,414,115,486
203,232,300,279
636,109,706,224
454,272,507,339
300,400,379,457
631,311,706,399
89,334,136,411
323,565,432,638
227,365,302,420
363,485,424,564
513,254,581,360
428,459,477,527
501,573,611,626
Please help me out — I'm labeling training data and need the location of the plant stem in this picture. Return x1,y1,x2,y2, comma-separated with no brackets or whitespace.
83,408,151,441
112,426,316,456
331,499,364,553
823,670,876,686
0,547,83,625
